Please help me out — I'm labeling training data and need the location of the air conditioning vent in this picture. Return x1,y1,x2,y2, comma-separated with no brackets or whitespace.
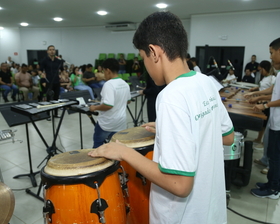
105,23,136,31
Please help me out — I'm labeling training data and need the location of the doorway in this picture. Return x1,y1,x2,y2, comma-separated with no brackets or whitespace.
196,46,245,81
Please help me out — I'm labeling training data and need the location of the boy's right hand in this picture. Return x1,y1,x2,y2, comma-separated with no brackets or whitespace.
141,122,156,134
244,92,253,99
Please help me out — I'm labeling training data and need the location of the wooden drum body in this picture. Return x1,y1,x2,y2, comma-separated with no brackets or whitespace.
111,127,155,224
41,149,126,224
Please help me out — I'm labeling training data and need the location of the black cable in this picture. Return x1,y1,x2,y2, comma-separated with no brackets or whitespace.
227,207,276,224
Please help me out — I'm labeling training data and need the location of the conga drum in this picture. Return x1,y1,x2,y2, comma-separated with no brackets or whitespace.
111,126,155,224
0,182,15,224
41,148,127,224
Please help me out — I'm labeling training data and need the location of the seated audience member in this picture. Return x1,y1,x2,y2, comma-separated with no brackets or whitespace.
83,64,104,89
95,65,106,86
31,70,40,87
69,64,75,74
60,70,73,94
6,56,14,66
132,57,142,77
10,62,19,74
118,54,126,74
223,67,237,84
189,57,201,73
39,73,48,101
242,69,255,83
70,66,95,99
0,62,18,102
89,58,131,148
15,64,39,101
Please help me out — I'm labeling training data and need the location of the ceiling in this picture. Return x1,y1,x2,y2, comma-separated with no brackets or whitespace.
0,0,280,28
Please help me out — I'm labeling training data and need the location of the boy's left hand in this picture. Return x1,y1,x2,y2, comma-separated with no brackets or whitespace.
88,140,129,161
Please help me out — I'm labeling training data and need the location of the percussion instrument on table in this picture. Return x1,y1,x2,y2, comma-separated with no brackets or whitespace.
41,149,126,224
223,132,244,160
0,182,15,224
111,126,155,224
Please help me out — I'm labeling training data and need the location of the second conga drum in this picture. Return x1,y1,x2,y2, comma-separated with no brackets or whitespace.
111,126,155,224
41,149,126,224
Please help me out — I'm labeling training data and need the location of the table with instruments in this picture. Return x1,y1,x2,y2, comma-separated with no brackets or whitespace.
220,87,267,131
10,99,78,198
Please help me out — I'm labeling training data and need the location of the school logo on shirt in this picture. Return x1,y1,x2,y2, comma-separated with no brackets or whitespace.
195,96,218,121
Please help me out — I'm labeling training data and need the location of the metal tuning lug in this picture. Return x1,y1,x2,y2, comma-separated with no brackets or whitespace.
119,165,129,197
90,183,108,223
43,200,55,223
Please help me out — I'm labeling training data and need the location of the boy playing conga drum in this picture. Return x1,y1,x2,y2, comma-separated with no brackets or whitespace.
89,12,234,224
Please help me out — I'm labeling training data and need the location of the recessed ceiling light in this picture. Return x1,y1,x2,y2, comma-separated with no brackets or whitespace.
20,22,29,27
97,11,108,16
0,7,3,10
156,3,168,9
0,27,4,30
53,17,63,22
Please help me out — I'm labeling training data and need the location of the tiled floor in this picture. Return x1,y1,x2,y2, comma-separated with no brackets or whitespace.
0,96,279,224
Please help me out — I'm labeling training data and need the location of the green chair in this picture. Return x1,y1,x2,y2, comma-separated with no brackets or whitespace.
127,53,135,60
118,74,123,79
99,53,107,60
107,53,115,59
122,73,130,81
117,53,125,59
131,73,137,77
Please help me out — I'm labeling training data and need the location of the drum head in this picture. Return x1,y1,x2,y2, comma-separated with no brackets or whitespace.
0,182,15,224
44,149,114,176
111,126,155,148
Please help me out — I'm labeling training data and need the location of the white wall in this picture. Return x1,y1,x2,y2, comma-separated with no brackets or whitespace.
189,9,280,68
18,19,190,66
0,27,21,64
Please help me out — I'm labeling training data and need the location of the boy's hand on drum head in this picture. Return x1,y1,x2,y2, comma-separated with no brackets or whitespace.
88,141,129,161
141,122,156,134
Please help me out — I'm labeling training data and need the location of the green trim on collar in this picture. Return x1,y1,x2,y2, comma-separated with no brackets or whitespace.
112,77,121,79
175,71,196,79
222,127,234,137
158,163,195,177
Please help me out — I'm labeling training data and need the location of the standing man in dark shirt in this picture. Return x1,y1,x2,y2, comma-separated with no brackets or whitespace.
245,55,259,75
39,45,64,117
139,70,165,122
0,62,18,102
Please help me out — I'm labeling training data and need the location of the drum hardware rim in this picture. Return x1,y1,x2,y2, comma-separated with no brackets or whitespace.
41,161,120,189
119,165,129,197
90,182,108,224
43,200,55,223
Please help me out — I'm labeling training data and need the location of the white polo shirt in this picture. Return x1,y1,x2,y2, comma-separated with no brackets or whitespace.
269,72,280,131
259,75,276,91
150,71,233,224
97,77,131,132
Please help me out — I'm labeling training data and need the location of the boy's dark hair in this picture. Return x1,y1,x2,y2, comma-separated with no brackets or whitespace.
259,60,271,73
86,63,93,68
102,58,119,73
187,60,194,70
270,38,280,50
190,57,198,64
133,11,188,61
21,63,28,68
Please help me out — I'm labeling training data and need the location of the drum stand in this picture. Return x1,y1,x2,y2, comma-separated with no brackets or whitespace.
25,109,67,202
